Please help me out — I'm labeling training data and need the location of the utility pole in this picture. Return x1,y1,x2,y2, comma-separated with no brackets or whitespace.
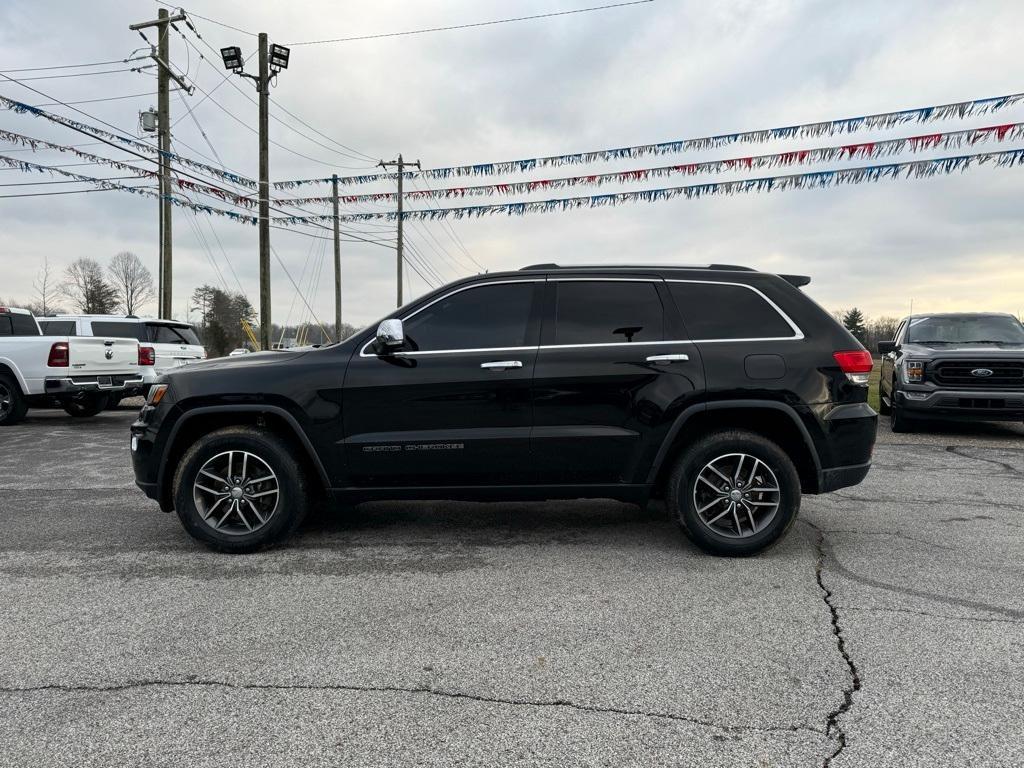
331,173,342,336
378,155,420,307
129,8,190,319
219,37,290,350
257,33,271,350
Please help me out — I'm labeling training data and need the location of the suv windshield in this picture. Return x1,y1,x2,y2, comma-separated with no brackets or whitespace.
907,315,1024,344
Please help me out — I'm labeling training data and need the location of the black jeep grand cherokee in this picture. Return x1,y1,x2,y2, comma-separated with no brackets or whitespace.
131,264,877,556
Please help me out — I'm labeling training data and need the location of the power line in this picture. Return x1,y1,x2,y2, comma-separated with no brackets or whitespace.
11,65,155,82
0,185,153,199
287,1,655,45
0,58,145,72
152,1,258,37
28,91,170,107
0,175,139,186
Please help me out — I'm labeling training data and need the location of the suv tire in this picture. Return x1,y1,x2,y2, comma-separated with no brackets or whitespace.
63,392,109,418
173,426,309,553
0,374,28,426
667,430,801,557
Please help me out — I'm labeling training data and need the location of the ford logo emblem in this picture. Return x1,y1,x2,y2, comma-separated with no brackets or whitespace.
971,368,993,377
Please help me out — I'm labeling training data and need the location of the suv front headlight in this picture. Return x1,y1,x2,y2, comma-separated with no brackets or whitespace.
146,383,169,405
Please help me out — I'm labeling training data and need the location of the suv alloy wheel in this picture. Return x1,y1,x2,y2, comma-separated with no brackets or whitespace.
668,430,801,556
173,426,309,553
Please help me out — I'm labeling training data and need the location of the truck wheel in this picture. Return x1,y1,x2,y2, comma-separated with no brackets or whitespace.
62,393,110,418
667,430,801,557
890,403,916,433
877,378,892,415
0,374,28,426
173,426,309,553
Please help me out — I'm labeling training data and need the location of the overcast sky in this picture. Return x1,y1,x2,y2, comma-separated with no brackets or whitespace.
2,0,1023,331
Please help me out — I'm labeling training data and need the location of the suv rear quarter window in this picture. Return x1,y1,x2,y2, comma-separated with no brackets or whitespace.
669,282,797,340
554,281,665,345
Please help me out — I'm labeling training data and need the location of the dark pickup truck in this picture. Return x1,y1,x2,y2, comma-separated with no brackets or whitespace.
878,312,1024,431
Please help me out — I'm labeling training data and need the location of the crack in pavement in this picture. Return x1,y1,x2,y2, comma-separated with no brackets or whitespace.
0,678,823,737
812,530,1024,620
805,522,862,768
811,528,956,552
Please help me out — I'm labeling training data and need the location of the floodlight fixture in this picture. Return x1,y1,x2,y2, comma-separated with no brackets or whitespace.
220,46,243,72
269,44,290,72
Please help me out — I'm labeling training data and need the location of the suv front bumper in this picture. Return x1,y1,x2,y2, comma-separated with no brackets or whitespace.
897,388,1024,421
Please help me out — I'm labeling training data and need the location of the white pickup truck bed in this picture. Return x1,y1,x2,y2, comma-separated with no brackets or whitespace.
0,307,142,425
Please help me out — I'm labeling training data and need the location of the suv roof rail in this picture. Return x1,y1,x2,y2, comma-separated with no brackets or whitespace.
518,263,756,272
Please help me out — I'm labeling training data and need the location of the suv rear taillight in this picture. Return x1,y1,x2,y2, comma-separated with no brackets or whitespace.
139,345,156,366
48,342,70,367
833,350,873,385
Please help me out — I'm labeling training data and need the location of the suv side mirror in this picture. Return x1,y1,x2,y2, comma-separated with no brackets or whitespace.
375,318,404,352
877,340,896,354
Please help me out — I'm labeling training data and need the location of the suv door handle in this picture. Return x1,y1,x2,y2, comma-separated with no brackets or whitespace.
646,354,690,364
481,360,523,370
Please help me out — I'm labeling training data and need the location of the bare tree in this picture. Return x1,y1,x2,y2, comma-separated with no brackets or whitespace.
32,257,64,315
108,252,155,316
62,258,119,314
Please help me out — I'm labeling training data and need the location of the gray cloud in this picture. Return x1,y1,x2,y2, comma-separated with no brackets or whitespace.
2,0,1023,329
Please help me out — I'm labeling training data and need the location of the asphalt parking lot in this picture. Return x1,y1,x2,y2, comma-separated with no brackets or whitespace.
0,407,1021,767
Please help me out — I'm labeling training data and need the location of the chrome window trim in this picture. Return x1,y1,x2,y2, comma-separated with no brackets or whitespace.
358,276,804,358
359,279,543,358
665,279,804,341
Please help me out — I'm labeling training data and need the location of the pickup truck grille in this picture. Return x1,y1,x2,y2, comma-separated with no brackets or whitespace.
928,360,1024,390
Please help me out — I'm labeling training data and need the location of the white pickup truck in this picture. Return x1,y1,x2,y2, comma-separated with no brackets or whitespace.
0,306,143,426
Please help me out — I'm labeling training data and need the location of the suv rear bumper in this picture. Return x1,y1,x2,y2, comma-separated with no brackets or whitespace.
897,388,1024,421
45,376,144,395
820,461,872,492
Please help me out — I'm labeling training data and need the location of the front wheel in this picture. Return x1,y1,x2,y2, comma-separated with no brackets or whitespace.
667,430,801,557
890,402,917,433
173,426,310,553
62,392,110,418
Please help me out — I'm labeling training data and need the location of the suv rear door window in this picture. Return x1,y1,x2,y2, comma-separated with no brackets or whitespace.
553,281,664,345
147,324,201,345
90,321,147,340
10,313,40,336
669,282,796,340
403,282,536,351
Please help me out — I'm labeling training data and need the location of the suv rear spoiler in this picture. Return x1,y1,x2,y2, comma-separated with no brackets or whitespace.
780,274,811,288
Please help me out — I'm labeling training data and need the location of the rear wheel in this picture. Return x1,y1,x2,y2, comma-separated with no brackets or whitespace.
173,426,309,553
667,430,801,557
0,375,28,426
62,392,109,418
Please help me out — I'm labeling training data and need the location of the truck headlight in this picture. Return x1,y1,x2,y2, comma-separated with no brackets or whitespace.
905,361,925,383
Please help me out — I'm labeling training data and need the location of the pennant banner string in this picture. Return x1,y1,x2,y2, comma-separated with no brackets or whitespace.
263,148,1024,225
0,95,259,189
275,122,1024,205
273,90,1024,188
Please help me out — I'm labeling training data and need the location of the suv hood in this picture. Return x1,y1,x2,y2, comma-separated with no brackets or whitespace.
163,349,310,378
